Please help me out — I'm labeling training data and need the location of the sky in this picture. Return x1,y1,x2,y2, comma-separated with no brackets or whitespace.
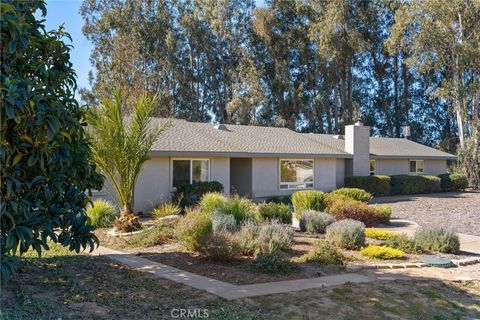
41,0,265,94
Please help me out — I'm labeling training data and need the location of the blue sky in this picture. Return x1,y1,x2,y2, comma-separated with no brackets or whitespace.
42,0,265,93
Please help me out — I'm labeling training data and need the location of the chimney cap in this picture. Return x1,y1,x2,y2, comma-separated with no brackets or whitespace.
354,121,364,126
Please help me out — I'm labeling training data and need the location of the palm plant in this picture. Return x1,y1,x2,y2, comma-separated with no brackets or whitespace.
88,90,166,231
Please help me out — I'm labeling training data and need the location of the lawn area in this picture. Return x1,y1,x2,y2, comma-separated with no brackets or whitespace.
1,244,479,319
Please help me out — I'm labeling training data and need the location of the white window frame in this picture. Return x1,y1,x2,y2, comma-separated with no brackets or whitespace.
409,160,424,174
171,158,211,189
369,159,376,176
279,159,315,190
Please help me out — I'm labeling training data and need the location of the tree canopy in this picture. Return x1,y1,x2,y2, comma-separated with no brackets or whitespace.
0,0,103,280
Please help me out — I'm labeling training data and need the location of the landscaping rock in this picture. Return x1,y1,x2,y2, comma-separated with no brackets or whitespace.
158,214,181,222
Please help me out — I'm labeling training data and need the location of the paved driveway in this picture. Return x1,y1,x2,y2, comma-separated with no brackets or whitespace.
372,191,480,236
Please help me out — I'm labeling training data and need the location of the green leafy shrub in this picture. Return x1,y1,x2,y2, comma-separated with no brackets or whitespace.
291,190,325,219
325,219,366,250
413,228,460,254
199,192,227,214
439,173,469,191
329,188,372,203
365,228,397,240
372,205,392,224
344,176,391,196
237,220,294,256
128,222,175,248
327,198,388,227
217,196,257,224
200,231,240,261
249,252,296,274
152,202,180,218
86,199,117,228
257,202,292,224
211,212,238,233
299,210,334,233
386,234,422,254
360,245,405,259
174,181,224,207
390,175,441,195
175,209,212,251
297,241,344,265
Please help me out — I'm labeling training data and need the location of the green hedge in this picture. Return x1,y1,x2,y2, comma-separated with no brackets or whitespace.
439,173,468,191
390,175,441,195
344,175,391,196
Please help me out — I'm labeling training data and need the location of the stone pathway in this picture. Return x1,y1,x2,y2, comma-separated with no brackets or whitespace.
93,227,480,301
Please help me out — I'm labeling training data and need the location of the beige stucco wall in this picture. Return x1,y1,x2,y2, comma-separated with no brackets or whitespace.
93,156,230,214
251,157,338,199
133,157,171,213
336,159,345,188
374,158,447,176
424,159,448,175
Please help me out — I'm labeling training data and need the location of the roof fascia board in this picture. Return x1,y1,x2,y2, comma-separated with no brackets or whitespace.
149,151,353,158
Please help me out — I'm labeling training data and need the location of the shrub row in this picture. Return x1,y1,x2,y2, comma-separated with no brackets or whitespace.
345,173,468,196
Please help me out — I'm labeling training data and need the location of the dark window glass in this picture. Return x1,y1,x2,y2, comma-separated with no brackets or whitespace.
173,160,190,187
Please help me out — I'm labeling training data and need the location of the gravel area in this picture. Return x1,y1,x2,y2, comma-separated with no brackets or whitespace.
372,191,480,236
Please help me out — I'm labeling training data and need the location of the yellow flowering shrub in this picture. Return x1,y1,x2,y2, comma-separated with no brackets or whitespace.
360,245,405,259
365,228,397,240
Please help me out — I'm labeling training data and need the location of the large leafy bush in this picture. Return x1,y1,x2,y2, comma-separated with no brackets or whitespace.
325,220,366,250
328,188,372,203
344,176,391,196
1,0,103,280
291,190,325,219
86,199,117,228
257,202,292,224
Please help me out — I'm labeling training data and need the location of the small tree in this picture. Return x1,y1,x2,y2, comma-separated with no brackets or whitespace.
87,90,165,231
1,0,103,280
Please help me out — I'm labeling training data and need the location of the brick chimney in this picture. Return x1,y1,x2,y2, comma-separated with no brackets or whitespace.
345,121,370,176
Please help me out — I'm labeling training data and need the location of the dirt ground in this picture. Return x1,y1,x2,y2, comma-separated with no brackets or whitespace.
95,228,474,285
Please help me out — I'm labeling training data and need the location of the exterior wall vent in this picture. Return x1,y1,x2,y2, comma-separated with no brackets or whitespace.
214,124,228,131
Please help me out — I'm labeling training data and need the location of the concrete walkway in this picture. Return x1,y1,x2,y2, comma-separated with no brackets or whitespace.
93,246,373,300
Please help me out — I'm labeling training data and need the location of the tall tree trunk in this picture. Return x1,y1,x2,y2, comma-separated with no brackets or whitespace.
393,54,400,137
333,77,339,132
325,74,332,133
340,66,347,125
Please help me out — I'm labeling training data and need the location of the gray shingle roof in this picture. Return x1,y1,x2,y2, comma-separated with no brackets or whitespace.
149,118,455,159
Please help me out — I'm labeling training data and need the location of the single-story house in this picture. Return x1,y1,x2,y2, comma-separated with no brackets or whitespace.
95,119,456,213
